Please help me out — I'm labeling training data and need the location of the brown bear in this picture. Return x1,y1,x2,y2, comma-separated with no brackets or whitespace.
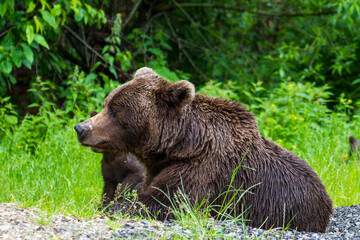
75,67,333,233
90,110,145,208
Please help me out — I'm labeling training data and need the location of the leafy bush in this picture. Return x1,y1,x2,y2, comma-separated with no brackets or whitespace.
253,81,332,142
0,96,18,140
0,0,106,94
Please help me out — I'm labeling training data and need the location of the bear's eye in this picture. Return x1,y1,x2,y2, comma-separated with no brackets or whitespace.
108,107,116,117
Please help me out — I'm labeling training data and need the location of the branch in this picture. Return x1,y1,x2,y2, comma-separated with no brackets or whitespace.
122,0,143,30
155,3,336,17
172,0,215,53
164,12,208,81
0,29,9,39
63,24,130,78
0,25,14,39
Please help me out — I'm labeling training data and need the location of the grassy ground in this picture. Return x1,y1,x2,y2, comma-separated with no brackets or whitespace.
0,117,103,218
283,119,360,207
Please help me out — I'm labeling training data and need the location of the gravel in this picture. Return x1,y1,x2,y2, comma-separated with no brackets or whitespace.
1,203,359,239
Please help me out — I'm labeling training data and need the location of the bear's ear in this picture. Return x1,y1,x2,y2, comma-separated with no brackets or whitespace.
156,80,195,109
90,110,98,117
134,67,158,79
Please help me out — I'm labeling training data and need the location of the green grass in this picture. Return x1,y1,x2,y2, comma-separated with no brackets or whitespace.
0,117,103,218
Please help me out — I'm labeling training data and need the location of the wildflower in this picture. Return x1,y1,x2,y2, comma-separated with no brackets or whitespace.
348,99,352,104
300,117,304,121
292,145,297,149
17,146,21,149
291,114,298,120
278,139,283,143
271,104,276,108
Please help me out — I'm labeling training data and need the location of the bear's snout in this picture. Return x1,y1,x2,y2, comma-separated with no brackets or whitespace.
74,122,93,139
74,124,84,137
74,120,107,148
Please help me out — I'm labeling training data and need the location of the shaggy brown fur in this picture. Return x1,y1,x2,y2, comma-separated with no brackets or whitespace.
90,111,145,208
75,68,333,233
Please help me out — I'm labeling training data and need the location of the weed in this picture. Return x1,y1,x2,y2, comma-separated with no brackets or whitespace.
31,210,53,226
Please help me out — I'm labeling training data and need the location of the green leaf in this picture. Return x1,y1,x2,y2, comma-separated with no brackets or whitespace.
0,60,12,74
5,115,18,125
7,0,14,12
22,58,32,70
102,45,109,54
85,73,97,82
26,25,34,45
352,78,360,85
91,61,101,72
0,2,8,17
279,68,285,78
8,75,16,84
74,8,84,22
109,67,117,79
40,10,56,28
27,1,37,13
0,53,5,63
39,0,50,10
27,88,37,92
20,43,34,64
34,34,49,49
2,96,11,102
108,56,114,67
11,48,23,67
0,34,13,51
81,7,88,25
34,16,43,34
28,103,40,108
51,4,62,17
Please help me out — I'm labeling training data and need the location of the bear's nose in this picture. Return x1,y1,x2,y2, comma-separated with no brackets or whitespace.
74,124,84,136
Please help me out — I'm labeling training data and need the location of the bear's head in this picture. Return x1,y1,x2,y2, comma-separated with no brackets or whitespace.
74,67,195,154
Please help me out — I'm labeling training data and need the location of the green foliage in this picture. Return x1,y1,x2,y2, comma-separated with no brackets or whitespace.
2,0,360,114
63,67,104,114
127,27,189,82
0,117,102,217
101,14,132,78
197,80,240,101
0,96,18,140
0,66,117,152
253,81,332,142
0,70,110,216
0,0,106,94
